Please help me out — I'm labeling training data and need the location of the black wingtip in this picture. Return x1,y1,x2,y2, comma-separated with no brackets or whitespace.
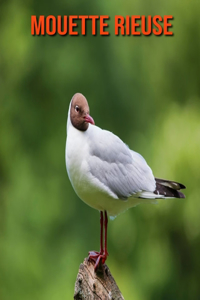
177,183,186,189
154,182,186,199
177,191,185,198
155,178,186,190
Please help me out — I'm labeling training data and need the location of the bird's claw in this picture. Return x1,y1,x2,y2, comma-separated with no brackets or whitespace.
88,250,109,271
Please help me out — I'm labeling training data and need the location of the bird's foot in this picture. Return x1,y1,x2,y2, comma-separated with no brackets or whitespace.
88,251,109,271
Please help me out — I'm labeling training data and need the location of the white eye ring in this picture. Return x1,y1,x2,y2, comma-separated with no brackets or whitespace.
75,105,79,112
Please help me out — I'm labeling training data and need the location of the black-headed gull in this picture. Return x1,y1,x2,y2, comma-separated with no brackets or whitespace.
65,93,185,270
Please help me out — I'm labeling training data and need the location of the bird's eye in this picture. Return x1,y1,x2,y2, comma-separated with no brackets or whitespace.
75,105,79,112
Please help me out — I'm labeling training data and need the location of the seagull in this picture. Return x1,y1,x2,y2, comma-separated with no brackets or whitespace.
65,93,186,270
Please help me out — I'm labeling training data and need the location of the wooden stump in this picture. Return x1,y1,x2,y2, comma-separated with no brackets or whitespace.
74,258,125,299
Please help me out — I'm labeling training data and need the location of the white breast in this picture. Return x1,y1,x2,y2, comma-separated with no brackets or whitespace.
66,124,117,211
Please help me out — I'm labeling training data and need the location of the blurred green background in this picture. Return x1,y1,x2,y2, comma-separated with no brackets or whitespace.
1,1,200,299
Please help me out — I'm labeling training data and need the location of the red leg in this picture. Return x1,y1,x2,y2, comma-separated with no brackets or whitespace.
88,211,104,262
104,211,109,258
100,211,103,254
88,211,109,271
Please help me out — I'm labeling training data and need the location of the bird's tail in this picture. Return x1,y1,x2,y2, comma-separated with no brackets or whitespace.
154,178,186,198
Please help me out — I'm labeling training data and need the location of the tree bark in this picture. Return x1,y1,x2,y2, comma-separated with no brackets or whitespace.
74,258,125,300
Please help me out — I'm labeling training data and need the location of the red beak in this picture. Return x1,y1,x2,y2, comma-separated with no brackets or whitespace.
85,114,95,125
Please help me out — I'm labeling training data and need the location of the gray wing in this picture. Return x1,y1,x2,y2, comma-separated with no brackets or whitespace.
88,128,155,200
